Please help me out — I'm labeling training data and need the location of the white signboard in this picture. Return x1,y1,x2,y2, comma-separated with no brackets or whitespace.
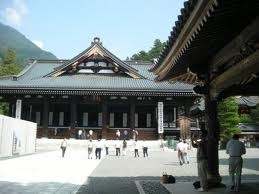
158,102,164,133
15,99,22,119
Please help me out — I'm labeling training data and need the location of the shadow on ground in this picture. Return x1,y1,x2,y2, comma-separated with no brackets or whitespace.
76,174,259,194
0,181,79,193
219,158,259,171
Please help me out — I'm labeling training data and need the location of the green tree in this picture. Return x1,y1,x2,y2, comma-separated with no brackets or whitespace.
131,39,165,61
148,39,165,59
131,50,150,61
0,48,21,76
0,49,21,115
218,96,240,147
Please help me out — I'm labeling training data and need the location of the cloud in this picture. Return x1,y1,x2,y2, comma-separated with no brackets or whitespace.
32,40,44,49
0,0,28,27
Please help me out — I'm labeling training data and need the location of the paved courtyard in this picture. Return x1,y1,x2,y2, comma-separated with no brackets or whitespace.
76,147,259,194
0,140,259,194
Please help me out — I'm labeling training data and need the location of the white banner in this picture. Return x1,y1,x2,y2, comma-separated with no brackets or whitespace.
15,99,22,119
158,102,164,133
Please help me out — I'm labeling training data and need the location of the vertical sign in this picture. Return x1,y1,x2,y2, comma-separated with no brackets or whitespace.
158,102,164,134
15,99,22,119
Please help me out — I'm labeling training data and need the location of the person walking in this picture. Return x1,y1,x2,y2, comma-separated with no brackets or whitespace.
116,130,121,140
191,130,208,192
122,139,127,156
95,138,103,160
142,139,148,157
183,139,190,164
115,138,121,156
226,134,246,192
134,140,139,157
104,139,109,155
89,129,93,139
87,139,94,159
60,138,67,158
176,139,185,165
132,129,136,141
123,129,128,140
78,129,82,139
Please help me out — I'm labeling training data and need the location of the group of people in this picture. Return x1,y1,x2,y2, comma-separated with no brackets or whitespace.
86,138,149,159
191,129,246,192
62,127,247,193
116,129,138,140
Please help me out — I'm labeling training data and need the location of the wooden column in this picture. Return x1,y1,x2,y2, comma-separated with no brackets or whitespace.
42,97,49,137
130,97,135,130
70,96,77,138
184,98,192,116
205,95,222,184
9,103,15,117
102,96,108,138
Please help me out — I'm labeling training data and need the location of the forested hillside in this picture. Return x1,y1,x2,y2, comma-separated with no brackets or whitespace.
0,22,57,66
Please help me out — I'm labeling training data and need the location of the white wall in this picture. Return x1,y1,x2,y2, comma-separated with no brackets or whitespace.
0,115,37,158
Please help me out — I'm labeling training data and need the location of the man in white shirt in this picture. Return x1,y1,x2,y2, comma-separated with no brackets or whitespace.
177,139,185,165
87,139,93,159
142,139,148,157
95,138,103,159
116,130,120,139
183,139,189,164
226,134,246,192
89,130,93,139
78,129,82,139
115,139,121,156
134,140,139,157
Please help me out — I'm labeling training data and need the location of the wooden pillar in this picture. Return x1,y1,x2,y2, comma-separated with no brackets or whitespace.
184,98,192,117
205,95,222,184
9,103,15,117
102,96,108,138
70,96,77,138
130,97,135,130
42,97,49,137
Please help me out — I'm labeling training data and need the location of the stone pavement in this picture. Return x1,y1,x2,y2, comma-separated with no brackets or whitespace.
0,148,102,194
0,139,258,194
76,147,259,194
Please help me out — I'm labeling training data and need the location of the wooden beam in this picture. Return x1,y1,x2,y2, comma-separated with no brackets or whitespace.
210,50,259,98
211,17,259,69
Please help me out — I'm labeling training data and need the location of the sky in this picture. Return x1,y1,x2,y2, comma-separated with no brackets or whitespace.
0,0,185,60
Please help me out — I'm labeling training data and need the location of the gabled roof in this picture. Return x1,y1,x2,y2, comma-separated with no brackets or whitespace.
238,123,259,132
152,0,259,84
46,37,145,79
0,38,197,97
0,60,196,96
235,96,259,107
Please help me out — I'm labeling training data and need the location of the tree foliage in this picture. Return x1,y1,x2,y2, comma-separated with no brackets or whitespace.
0,49,21,76
0,49,21,114
218,97,240,145
131,39,165,61
0,22,57,67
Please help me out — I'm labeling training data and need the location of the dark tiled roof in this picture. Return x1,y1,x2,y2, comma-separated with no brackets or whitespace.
47,38,144,79
0,60,196,96
152,0,198,71
235,96,259,107
152,0,259,83
238,123,259,132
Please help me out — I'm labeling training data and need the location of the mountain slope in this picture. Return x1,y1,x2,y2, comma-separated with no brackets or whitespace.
0,22,57,66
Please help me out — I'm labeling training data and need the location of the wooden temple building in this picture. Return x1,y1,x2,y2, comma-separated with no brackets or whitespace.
152,0,259,186
0,37,199,140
